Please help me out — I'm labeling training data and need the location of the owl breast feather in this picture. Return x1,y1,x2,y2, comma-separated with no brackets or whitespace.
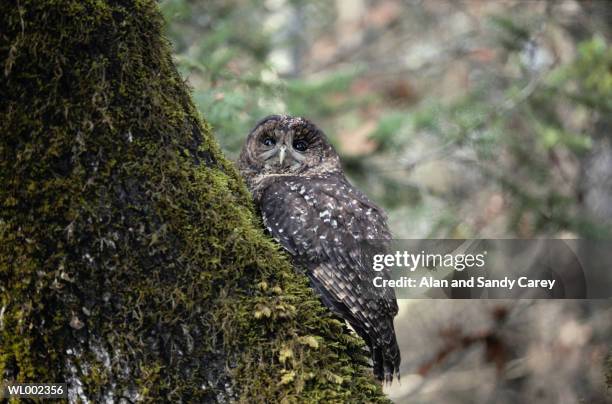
258,174,390,258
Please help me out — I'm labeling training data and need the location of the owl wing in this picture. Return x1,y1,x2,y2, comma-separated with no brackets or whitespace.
259,175,400,381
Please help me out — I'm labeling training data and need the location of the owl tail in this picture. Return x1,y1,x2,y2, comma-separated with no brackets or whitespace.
371,320,401,383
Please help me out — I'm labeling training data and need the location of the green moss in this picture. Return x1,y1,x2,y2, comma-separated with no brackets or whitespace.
0,0,388,402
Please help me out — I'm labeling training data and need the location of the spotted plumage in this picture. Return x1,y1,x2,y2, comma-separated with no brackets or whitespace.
238,115,400,382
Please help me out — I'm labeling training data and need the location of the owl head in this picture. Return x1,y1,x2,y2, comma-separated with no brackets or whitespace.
238,115,342,184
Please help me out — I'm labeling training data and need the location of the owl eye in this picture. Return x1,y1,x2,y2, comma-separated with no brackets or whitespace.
293,139,308,152
262,137,276,147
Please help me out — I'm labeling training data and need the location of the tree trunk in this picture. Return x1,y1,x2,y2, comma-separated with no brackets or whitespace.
0,1,387,402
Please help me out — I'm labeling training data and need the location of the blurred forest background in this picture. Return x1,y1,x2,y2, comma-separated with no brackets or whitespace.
160,0,611,402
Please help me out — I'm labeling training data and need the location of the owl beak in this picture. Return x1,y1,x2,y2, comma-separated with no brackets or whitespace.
278,145,287,166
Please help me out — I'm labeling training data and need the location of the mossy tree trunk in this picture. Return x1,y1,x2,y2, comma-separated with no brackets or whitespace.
0,1,387,402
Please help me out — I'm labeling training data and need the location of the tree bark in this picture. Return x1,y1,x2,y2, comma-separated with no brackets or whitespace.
0,1,388,402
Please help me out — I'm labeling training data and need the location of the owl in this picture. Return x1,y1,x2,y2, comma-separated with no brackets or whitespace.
238,115,400,382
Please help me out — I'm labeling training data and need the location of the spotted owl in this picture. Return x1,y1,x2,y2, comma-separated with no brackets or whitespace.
238,115,400,382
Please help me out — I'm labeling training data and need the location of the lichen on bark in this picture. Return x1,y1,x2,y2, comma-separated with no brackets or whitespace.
0,0,389,402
